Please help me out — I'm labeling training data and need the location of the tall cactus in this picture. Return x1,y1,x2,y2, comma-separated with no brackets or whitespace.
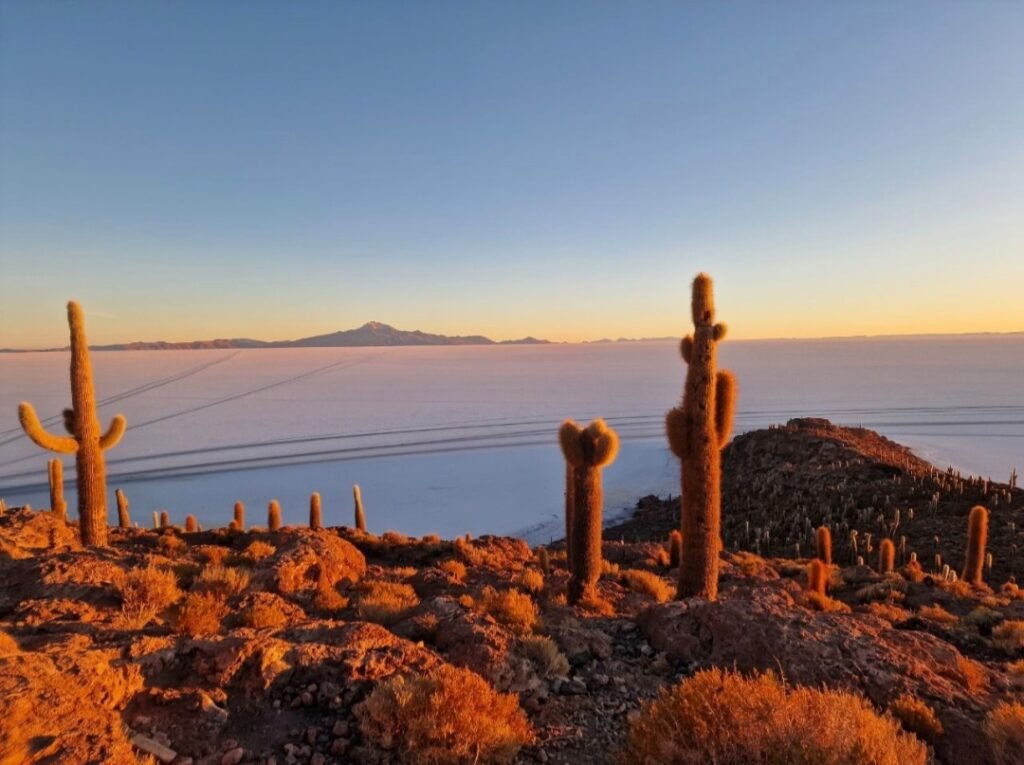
268,499,282,531
48,459,67,520
558,418,619,605
815,526,832,565
310,492,322,529
353,484,367,532
115,488,130,528
962,505,988,585
233,501,245,531
18,302,126,546
666,274,737,600
564,462,576,573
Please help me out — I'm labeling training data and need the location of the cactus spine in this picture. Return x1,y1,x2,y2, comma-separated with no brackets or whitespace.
558,419,619,604
879,538,895,574
48,459,66,520
268,500,282,531
310,492,322,529
815,525,832,565
353,485,366,532
669,530,683,568
115,489,130,528
17,302,126,546
666,274,737,600
233,501,245,531
962,505,988,585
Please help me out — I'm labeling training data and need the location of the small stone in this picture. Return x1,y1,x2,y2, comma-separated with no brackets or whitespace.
220,747,244,765
300,691,314,706
538,749,550,763
331,720,349,737
560,679,587,695
305,727,318,746
310,755,326,765
330,738,348,755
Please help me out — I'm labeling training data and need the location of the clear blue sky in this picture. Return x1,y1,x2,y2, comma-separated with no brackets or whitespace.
2,1,1022,347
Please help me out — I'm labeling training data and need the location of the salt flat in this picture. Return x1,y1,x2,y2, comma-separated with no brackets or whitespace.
1,336,1021,540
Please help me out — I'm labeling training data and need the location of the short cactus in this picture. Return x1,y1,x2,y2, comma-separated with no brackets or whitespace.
233,501,245,530
159,510,170,529
807,559,827,596
815,526,832,565
669,530,683,568
537,546,550,575
962,505,988,585
353,485,367,532
48,459,66,520
310,492,322,529
185,515,198,533
115,489,130,528
17,302,127,546
268,499,282,531
879,538,895,574
151,511,160,529
558,418,619,604
665,274,737,600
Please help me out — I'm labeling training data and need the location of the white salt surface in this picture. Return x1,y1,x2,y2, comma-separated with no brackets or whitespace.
0,336,1021,541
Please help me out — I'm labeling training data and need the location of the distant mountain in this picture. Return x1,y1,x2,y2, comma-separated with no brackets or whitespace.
6,322,553,352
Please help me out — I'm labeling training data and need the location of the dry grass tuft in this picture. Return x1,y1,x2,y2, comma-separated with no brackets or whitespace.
240,540,276,563
382,530,410,546
919,604,958,624
863,602,910,623
389,566,418,580
116,564,183,629
0,630,19,655
619,569,672,602
956,655,987,693
357,664,533,764
357,581,420,625
479,586,538,635
241,599,289,629
174,591,228,636
992,620,1024,653
193,565,250,599
801,591,851,613
514,569,545,594
312,575,350,613
578,593,615,616
889,694,943,743
519,635,569,678
156,534,187,558
619,668,927,765
438,560,467,582
984,702,1024,765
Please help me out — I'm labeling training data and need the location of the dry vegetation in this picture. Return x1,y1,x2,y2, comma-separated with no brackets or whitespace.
619,668,928,765
984,702,1024,765
356,581,420,625
478,586,538,635
619,569,672,602
356,664,533,764
174,591,229,636
115,564,182,629
889,694,944,743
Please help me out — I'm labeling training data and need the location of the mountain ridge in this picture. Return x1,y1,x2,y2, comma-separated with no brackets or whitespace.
1,321,553,352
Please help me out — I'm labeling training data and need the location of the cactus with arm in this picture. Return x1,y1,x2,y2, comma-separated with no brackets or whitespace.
665,274,737,600
18,302,126,546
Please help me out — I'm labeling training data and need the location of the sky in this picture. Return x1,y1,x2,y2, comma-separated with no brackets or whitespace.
1,1,1023,348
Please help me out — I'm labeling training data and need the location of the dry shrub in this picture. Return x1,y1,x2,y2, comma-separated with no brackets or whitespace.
458,594,476,610
514,569,545,594
1001,581,1023,599
919,604,958,624
578,594,615,616
956,655,987,693
390,566,418,580
1009,659,1024,677
601,559,620,576
194,545,230,566
175,592,228,636
0,630,19,655
519,635,568,678
992,620,1024,652
965,606,1003,631
194,566,250,599
312,575,350,613
620,569,672,602
357,664,533,764
801,591,851,613
619,668,927,765
421,533,441,544
116,564,183,629
156,534,187,558
382,530,409,546
240,540,276,563
439,560,467,582
479,586,538,635
863,602,909,623
241,599,289,629
889,694,943,743
357,581,420,625
984,702,1024,765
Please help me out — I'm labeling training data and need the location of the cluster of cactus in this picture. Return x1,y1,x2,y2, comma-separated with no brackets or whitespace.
665,274,736,600
17,302,127,546
558,418,619,604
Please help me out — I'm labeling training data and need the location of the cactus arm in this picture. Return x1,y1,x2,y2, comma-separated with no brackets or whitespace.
99,414,127,450
714,370,737,449
680,336,694,363
665,407,690,459
558,420,585,467
18,403,78,453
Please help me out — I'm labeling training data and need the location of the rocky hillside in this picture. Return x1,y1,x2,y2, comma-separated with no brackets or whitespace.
609,418,1024,584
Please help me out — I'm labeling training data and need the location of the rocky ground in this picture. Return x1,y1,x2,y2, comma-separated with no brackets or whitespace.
1,420,1022,765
